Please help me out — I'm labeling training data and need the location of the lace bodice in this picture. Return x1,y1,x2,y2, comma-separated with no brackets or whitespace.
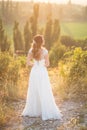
33,59,45,66
28,47,48,66
28,47,48,60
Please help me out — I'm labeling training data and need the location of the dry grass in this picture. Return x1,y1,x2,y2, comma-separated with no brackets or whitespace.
17,67,31,99
48,67,68,100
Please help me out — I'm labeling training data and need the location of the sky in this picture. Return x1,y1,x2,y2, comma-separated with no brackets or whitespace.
3,0,87,6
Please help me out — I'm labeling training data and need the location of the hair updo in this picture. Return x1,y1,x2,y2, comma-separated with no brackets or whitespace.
32,34,44,60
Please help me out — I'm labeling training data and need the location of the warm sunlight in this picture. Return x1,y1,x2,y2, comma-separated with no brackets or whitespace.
0,0,87,129
0,0,87,130
11,0,87,5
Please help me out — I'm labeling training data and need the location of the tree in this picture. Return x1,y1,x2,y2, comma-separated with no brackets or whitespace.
30,3,39,37
5,0,10,16
1,35,11,52
84,6,87,21
13,21,24,53
24,21,32,54
49,42,66,67
44,17,53,50
0,19,4,51
0,18,10,52
15,2,19,17
46,3,52,18
1,0,5,16
52,19,60,44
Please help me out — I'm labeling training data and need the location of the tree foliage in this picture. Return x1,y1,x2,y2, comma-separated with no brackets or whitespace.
52,19,60,44
0,18,10,52
60,35,77,47
24,21,32,54
49,42,66,67
13,21,24,53
44,17,60,50
44,17,53,50
59,47,87,99
30,3,39,37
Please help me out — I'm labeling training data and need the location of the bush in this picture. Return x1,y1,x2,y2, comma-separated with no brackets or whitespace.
76,38,87,50
0,52,11,79
60,35,77,47
0,52,21,126
6,60,21,99
17,55,26,68
61,35,87,50
58,47,87,100
49,42,66,67
0,52,21,100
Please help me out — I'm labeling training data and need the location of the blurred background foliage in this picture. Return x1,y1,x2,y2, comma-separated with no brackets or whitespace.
0,0,87,127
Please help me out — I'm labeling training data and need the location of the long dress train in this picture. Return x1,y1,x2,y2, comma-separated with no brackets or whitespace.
21,49,62,120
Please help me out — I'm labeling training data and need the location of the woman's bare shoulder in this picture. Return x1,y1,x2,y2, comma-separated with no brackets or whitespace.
42,47,48,54
28,47,33,54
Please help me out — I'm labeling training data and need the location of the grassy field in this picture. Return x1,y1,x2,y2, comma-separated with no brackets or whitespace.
60,22,87,39
4,22,87,40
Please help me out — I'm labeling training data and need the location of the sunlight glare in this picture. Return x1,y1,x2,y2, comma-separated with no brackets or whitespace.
7,0,87,5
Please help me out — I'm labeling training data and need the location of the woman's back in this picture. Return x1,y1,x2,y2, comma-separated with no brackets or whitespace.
29,47,48,60
28,47,49,67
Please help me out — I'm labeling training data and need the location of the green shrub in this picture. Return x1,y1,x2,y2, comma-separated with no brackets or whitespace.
58,47,87,99
49,42,66,67
61,35,77,47
0,52,11,79
0,52,21,126
17,55,26,68
6,59,21,99
0,52,21,100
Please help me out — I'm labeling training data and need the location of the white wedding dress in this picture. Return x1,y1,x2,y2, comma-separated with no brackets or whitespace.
21,48,62,120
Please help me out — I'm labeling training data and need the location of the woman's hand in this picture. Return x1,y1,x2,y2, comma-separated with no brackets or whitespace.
44,53,50,67
26,62,34,67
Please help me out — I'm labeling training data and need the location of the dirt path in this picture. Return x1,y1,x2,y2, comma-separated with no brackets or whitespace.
1,69,87,130
2,97,87,130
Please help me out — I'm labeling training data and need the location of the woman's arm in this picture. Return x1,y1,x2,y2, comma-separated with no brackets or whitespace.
44,53,50,67
26,50,33,67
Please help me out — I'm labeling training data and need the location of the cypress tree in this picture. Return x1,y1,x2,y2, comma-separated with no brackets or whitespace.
13,21,24,53
30,3,39,37
1,35,10,52
24,21,32,54
44,17,52,50
0,18,10,52
1,0,5,16
5,0,10,15
52,19,60,44
0,19,4,51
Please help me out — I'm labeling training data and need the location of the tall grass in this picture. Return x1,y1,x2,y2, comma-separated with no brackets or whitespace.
0,53,27,126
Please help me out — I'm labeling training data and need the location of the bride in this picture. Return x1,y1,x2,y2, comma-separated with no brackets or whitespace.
21,34,62,120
